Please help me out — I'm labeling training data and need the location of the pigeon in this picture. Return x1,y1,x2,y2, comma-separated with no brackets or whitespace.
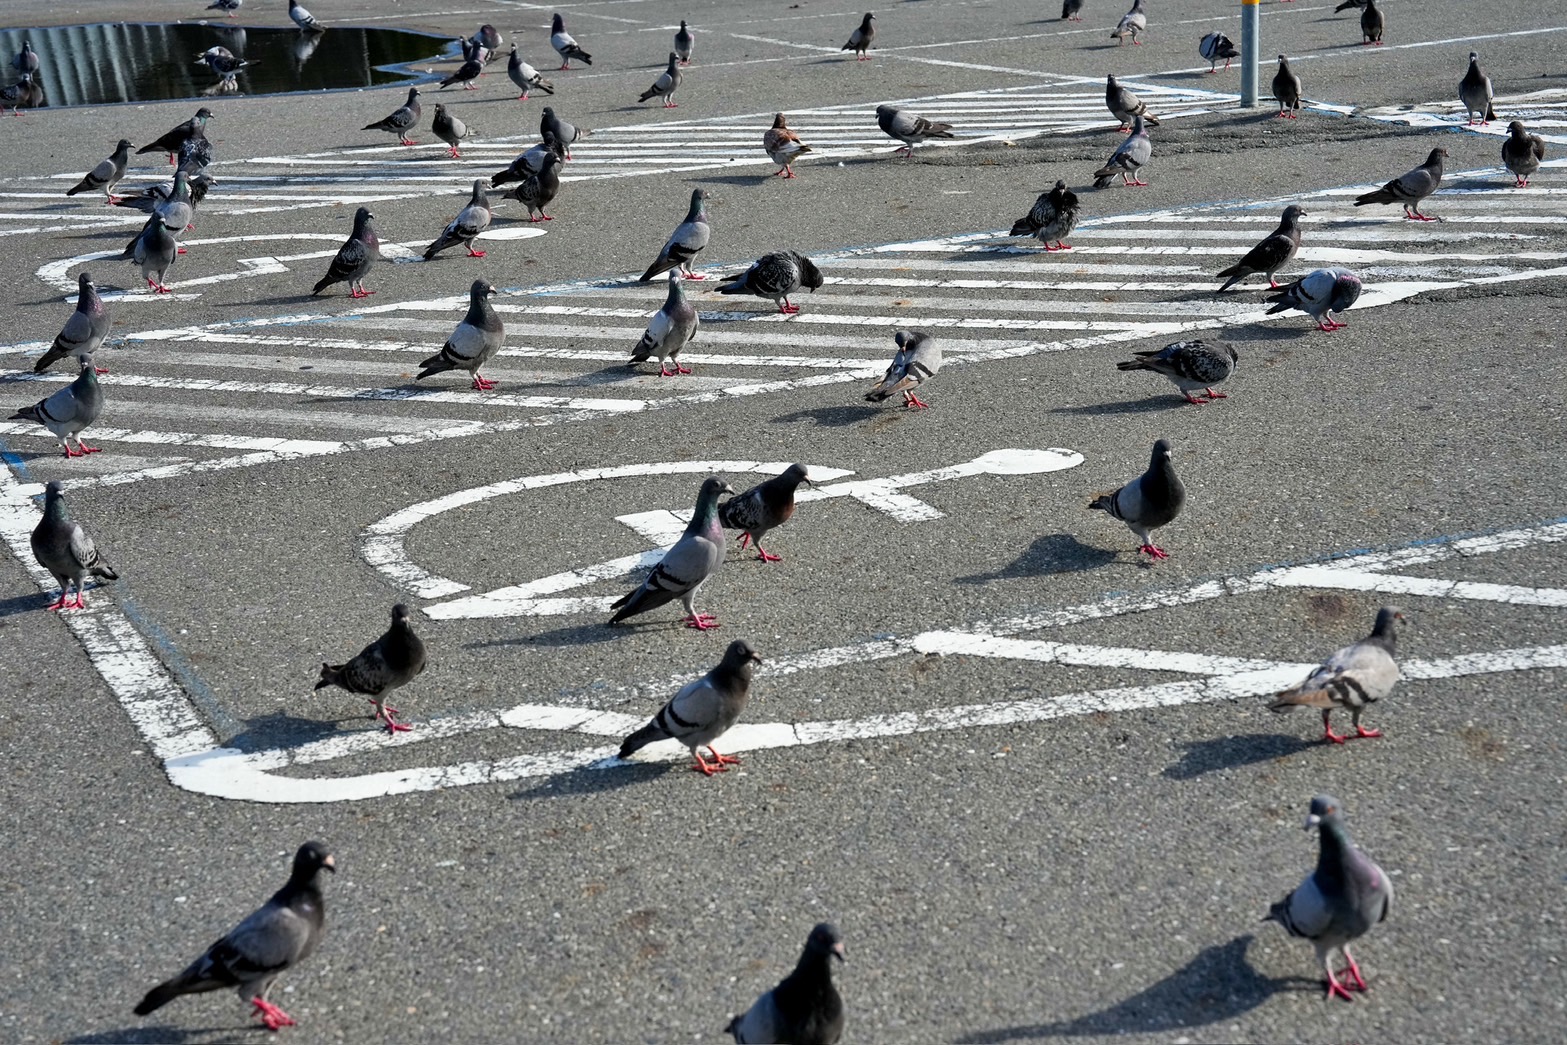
315,605,427,732
112,171,216,218
8,359,104,458
508,152,562,222
1199,32,1239,73
431,103,471,157
1269,607,1403,743
471,23,502,60
0,75,34,116
876,105,955,158
726,923,847,1044
1092,113,1151,187
121,216,179,294
1360,0,1383,45
640,188,711,281
1265,267,1362,331
764,113,813,179
423,180,491,259
1333,0,1367,9
675,20,694,65
719,464,814,562
195,46,255,84
1217,205,1306,291
630,271,699,376
1354,147,1446,221
20,74,47,110
865,329,941,410
124,169,195,245
1062,0,1085,22
36,273,111,375
1087,438,1184,560
417,280,505,390
312,206,379,298
1502,120,1546,188
363,86,421,146
540,106,587,159
66,140,133,204
178,136,215,176
842,12,876,60
205,0,243,17
506,46,554,101
137,107,213,165
440,41,483,90
1459,51,1495,126
1105,75,1160,132
619,639,762,773
134,842,336,1032
551,13,592,69
717,251,824,315
30,481,119,611
490,134,565,187
1264,796,1393,1002
1273,56,1303,119
289,0,324,32
12,39,39,74
1009,180,1079,252
1115,340,1237,405
639,53,683,108
1111,0,1147,45
608,477,735,630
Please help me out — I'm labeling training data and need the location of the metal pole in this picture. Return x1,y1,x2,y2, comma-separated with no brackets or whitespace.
1240,0,1260,107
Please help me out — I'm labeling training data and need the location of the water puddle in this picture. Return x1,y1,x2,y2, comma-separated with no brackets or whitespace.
0,22,454,108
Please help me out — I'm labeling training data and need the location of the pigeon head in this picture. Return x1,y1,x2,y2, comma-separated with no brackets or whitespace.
722,639,763,671
407,87,421,101
390,604,413,624
680,19,688,29
1507,120,1528,137
772,112,788,129
552,13,565,31
290,841,337,883
353,206,375,225
194,107,214,121
806,923,847,962
1468,51,1480,64
782,463,815,487
1149,438,1174,465
44,479,65,500
893,329,917,349
1371,606,1406,639
667,51,679,63
1304,795,1345,831
76,353,96,372
1282,204,1307,223
470,279,496,300
699,476,736,500
1277,54,1288,63
863,12,876,23
78,272,95,291
798,256,825,292
1427,147,1449,164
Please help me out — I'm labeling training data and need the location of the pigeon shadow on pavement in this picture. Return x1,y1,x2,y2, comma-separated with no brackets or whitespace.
0,591,48,619
508,758,672,800
1163,732,1321,780
772,404,883,427
226,710,356,752
956,533,1117,584
699,173,783,187
68,1024,263,1043
466,621,621,649
952,934,1312,1043
1051,393,1181,416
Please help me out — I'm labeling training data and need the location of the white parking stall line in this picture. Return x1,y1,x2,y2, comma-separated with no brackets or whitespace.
1359,88,1567,144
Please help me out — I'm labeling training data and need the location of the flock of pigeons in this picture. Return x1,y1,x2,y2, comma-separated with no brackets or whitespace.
4,2,1541,1040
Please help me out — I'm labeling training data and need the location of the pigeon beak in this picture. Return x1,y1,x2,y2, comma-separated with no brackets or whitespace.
323,855,337,872
721,482,736,495
831,942,847,963
1303,814,1321,831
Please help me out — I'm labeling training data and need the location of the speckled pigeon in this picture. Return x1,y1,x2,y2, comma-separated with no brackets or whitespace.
1115,340,1237,405
717,251,823,314
1009,180,1079,252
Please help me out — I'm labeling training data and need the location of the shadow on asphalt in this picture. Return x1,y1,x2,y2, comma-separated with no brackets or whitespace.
952,935,1314,1042
467,621,623,649
1164,732,1321,779
1050,393,1181,415
771,404,884,427
508,758,673,800
956,532,1117,584
227,710,358,751
68,1024,265,1043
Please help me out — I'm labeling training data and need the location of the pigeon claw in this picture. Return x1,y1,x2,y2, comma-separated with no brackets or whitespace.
1323,727,1348,745
1339,954,1369,991
470,374,497,391
778,301,801,315
755,547,782,563
903,392,930,409
682,612,721,631
252,998,297,1030
1352,726,1382,740
465,248,487,257
45,593,72,611
663,100,678,108
1324,972,1356,1002
447,146,462,158
1182,392,1209,406
1138,543,1170,560
1203,388,1228,400
1045,241,1072,252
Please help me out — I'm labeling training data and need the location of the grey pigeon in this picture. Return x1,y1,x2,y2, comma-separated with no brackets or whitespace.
1269,607,1403,743
431,103,471,157
1264,796,1393,1001
289,0,324,32
112,171,216,218
470,24,502,59
1502,120,1546,188
36,273,111,375
717,251,824,314
1009,180,1079,252
423,180,491,260
608,476,735,630
1087,438,1184,560
1217,204,1305,291
540,106,587,159
65,140,132,203
876,105,955,158
1111,0,1147,45
131,169,195,242
1360,0,1383,45
12,39,39,74
1354,147,1446,221
719,464,814,562
727,923,847,1044
490,134,565,187
440,40,483,91
865,329,940,410
506,46,554,101
134,842,335,1032
195,45,255,84
639,53,683,108
9,358,104,457
1062,0,1085,22
507,152,562,221
764,113,812,179
363,87,421,146
121,216,179,295
1273,56,1303,119
1199,32,1239,73
618,639,762,773
1459,51,1495,126
30,481,118,611
1115,340,1237,405
630,272,699,376
1265,267,1362,331
417,279,505,390
1105,74,1160,131
675,20,694,64
550,13,592,69
137,107,213,165
206,0,243,16
640,188,711,281
315,605,427,732
842,12,876,60
312,206,379,298
1092,113,1151,187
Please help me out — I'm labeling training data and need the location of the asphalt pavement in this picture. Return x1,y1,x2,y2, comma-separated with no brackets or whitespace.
1,0,1565,1042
